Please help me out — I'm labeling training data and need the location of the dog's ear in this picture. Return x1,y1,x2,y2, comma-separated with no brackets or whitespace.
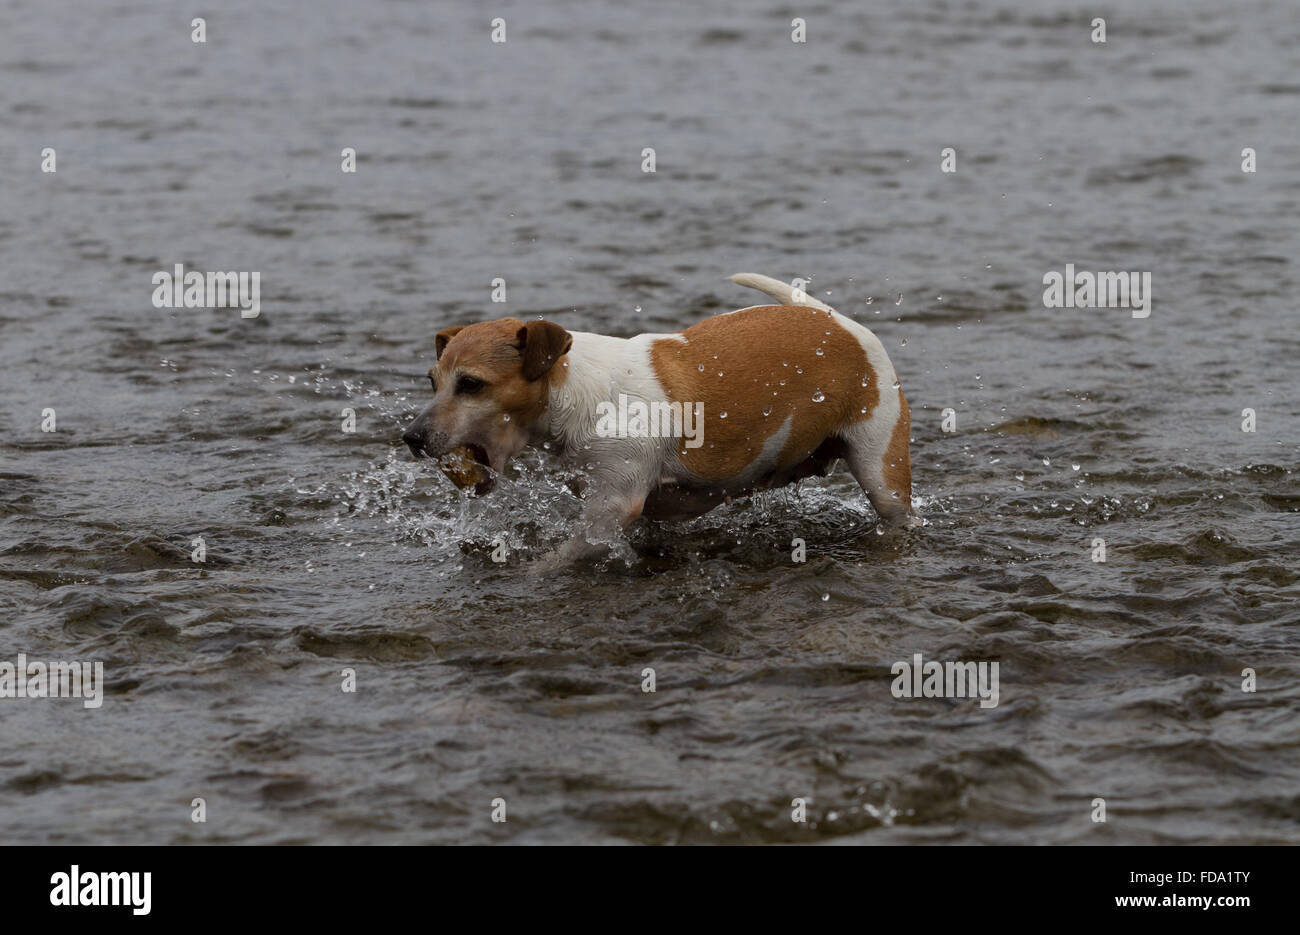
435,325,466,359
517,320,572,381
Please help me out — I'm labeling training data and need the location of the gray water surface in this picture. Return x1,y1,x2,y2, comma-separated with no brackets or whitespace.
1,0,1298,844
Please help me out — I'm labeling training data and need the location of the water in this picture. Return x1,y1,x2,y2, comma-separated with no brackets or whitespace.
2,0,1298,844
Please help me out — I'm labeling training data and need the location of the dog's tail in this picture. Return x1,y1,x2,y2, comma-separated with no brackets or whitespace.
728,272,836,313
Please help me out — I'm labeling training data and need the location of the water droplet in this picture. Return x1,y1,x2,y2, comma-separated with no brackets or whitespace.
861,375,870,386
697,364,705,372
821,593,830,602
865,297,874,304
815,348,825,356
1072,463,1080,471
895,293,904,305
502,414,510,422
762,405,772,416
892,379,901,388
812,391,825,403
719,411,728,419
633,305,641,313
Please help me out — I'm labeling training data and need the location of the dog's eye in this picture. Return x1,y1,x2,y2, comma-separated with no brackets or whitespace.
456,376,485,395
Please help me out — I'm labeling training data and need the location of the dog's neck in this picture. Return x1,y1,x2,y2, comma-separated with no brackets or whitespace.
537,331,631,458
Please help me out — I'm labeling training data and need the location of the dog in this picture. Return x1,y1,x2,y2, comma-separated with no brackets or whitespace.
402,273,917,562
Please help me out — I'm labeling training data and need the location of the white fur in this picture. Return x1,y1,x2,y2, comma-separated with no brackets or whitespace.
546,331,676,502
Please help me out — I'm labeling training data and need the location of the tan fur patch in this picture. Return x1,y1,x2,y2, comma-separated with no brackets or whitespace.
883,388,912,509
440,320,539,410
649,305,879,483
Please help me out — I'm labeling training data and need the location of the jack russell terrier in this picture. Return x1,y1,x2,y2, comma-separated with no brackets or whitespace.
402,273,917,562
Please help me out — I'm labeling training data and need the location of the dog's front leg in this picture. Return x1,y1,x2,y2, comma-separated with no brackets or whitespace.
546,489,647,566
531,459,653,571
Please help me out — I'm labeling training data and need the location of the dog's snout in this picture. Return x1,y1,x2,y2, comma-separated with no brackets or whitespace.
402,418,450,460
402,419,430,458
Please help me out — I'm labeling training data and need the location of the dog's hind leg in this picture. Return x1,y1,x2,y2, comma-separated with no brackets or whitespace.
840,388,919,526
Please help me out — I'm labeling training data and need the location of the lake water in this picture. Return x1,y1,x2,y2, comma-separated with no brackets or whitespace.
1,0,1298,843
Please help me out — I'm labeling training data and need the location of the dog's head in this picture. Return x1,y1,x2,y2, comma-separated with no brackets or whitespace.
401,317,572,487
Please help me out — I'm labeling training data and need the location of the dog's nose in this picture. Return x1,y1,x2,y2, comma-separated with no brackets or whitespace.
402,428,426,453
